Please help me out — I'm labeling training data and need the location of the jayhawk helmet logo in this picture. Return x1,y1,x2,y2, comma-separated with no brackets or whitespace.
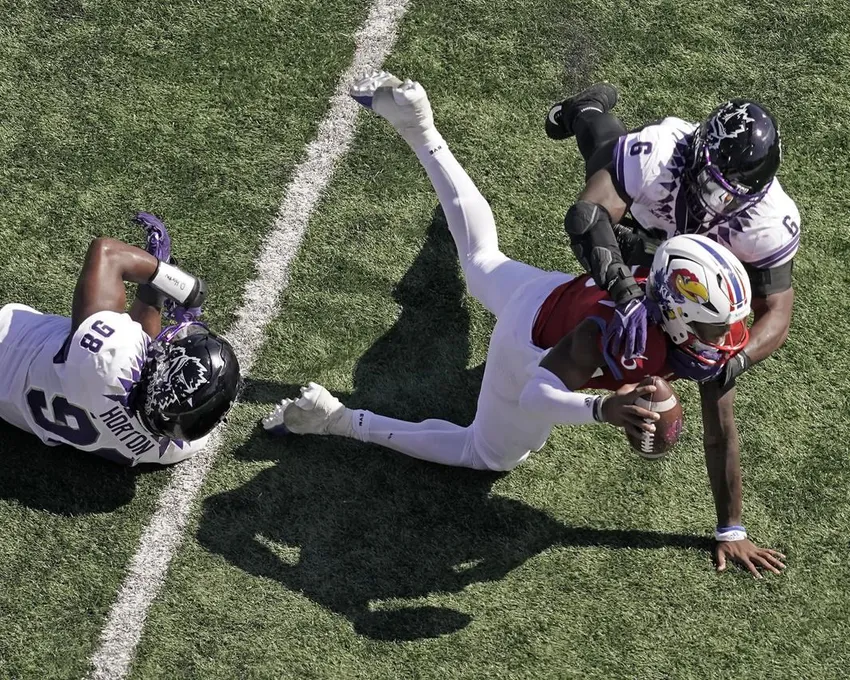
668,268,710,305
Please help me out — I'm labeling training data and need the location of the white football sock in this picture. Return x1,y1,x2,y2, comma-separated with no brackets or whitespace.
411,139,545,317
347,409,487,469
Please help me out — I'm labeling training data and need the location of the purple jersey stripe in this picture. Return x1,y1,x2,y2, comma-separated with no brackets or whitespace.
692,238,746,306
748,234,800,269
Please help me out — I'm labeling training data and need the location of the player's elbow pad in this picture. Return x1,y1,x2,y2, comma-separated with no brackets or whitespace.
564,200,614,236
519,366,602,425
564,201,615,274
564,201,641,304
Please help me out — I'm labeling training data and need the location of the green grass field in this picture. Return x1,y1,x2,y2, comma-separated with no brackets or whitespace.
1,0,850,678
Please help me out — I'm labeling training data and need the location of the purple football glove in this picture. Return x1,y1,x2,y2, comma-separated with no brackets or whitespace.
668,346,725,382
604,297,650,363
133,211,171,262
133,212,202,321
164,299,203,324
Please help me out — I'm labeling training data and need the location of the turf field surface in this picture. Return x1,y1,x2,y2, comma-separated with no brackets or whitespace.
1,0,849,678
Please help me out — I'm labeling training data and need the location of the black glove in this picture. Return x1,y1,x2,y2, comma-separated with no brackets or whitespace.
612,222,661,268
716,350,752,393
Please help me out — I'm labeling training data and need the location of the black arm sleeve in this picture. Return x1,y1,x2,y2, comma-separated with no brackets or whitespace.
613,217,662,268
564,200,643,305
744,259,794,297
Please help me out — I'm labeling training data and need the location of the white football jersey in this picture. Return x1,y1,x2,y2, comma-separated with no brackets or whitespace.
612,117,801,269
0,304,206,465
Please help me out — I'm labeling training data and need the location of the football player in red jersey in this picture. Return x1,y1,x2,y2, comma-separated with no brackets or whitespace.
263,73,785,578
546,83,796,387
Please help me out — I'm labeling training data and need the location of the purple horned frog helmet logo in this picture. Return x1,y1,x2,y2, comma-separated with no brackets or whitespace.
145,344,209,414
705,101,756,154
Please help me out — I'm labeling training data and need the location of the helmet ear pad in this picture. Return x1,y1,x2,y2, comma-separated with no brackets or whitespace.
130,327,241,441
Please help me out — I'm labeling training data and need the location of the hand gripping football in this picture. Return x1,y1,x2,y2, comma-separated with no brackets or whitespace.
626,376,683,459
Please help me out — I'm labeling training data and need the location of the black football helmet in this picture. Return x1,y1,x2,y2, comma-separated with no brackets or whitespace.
131,321,241,441
686,99,781,218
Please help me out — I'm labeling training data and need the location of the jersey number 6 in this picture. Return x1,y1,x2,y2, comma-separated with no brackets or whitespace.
629,141,653,156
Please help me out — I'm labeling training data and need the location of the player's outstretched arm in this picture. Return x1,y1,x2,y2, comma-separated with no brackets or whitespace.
71,237,205,333
527,319,659,438
699,379,787,578
716,288,794,391
749,288,794,362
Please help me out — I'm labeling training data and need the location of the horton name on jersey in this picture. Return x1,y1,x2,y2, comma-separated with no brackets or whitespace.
97,405,157,457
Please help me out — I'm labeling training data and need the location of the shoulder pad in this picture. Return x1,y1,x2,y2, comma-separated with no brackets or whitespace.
61,312,149,407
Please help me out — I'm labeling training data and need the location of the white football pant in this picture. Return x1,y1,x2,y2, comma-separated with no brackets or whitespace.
347,134,571,470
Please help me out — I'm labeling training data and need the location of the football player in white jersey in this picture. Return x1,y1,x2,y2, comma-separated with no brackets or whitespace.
263,73,786,579
0,213,241,466
546,84,796,383
545,84,797,575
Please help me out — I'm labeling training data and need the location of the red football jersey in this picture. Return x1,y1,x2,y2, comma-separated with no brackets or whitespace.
531,274,674,390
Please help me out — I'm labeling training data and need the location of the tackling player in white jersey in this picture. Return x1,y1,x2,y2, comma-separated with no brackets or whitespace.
546,84,797,385
0,213,240,466
545,83,798,575
263,73,785,579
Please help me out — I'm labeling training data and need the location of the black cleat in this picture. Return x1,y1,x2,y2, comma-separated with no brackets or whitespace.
545,82,619,140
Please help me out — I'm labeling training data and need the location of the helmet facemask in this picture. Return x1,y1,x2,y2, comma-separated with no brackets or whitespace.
685,99,781,221
686,135,771,219
682,320,750,366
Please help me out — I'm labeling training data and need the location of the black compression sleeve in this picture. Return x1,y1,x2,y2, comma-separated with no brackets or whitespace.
564,201,643,305
744,259,793,297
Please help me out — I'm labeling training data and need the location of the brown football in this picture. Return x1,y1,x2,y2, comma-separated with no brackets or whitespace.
626,376,683,459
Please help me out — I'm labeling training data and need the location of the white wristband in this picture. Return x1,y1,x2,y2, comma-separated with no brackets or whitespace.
714,526,748,542
149,261,199,305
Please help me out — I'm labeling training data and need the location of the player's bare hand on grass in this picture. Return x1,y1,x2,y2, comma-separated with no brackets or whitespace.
715,539,787,579
601,382,660,439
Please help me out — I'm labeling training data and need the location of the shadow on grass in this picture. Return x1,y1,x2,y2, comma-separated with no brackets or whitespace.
0,422,139,515
199,209,711,641
200,433,710,642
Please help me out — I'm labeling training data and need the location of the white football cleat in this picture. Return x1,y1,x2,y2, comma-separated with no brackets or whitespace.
349,69,402,110
262,399,293,436
263,382,352,437
350,70,436,146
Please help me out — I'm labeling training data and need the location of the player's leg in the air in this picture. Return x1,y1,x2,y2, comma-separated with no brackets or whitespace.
351,71,547,318
545,83,626,178
263,73,561,471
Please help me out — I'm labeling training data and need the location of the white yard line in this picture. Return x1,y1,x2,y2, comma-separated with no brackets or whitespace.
87,2,410,677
